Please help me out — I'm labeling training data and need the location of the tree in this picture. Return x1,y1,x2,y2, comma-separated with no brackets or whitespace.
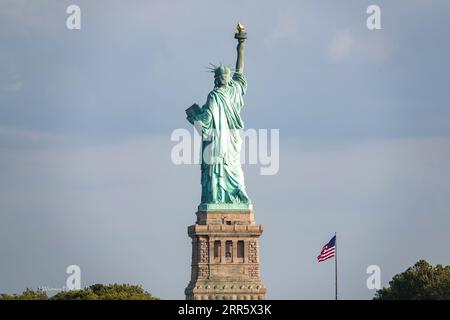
0,284,159,300
0,288,48,300
375,260,450,300
50,283,159,300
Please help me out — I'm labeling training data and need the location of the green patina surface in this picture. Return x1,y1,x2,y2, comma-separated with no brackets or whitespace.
198,203,253,212
187,25,251,211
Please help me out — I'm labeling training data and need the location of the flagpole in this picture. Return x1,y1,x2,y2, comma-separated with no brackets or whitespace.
335,232,338,300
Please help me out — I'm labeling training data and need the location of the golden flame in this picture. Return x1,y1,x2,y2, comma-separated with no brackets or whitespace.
237,21,245,33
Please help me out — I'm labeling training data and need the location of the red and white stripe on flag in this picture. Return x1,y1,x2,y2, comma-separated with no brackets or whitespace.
317,246,335,262
317,235,336,262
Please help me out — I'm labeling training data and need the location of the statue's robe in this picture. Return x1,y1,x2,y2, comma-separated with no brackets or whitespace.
189,72,250,204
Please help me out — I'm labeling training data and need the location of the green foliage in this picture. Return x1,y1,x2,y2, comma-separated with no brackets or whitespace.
0,284,159,300
375,260,450,300
0,288,48,300
51,283,159,300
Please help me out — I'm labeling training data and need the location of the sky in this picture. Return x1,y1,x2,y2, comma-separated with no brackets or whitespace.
0,0,450,299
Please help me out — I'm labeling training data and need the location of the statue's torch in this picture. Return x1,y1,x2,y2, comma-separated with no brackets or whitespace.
234,21,247,41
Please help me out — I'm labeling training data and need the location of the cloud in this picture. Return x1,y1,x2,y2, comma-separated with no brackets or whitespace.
328,29,389,63
1,71,23,93
2,80,23,93
362,34,389,62
328,30,354,61
0,0,58,37
0,126,59,144
264,11,299,47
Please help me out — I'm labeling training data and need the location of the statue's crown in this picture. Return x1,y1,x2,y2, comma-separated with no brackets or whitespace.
207,64,231,77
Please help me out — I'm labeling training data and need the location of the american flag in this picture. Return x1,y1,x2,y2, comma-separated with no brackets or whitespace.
317,235,336,262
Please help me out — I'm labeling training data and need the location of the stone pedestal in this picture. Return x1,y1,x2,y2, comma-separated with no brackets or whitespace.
185,209,266,300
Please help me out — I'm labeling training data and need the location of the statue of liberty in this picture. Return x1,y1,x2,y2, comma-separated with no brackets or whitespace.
186,22,251,210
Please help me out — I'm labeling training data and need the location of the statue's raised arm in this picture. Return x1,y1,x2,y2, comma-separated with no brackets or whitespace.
235,21,247,74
